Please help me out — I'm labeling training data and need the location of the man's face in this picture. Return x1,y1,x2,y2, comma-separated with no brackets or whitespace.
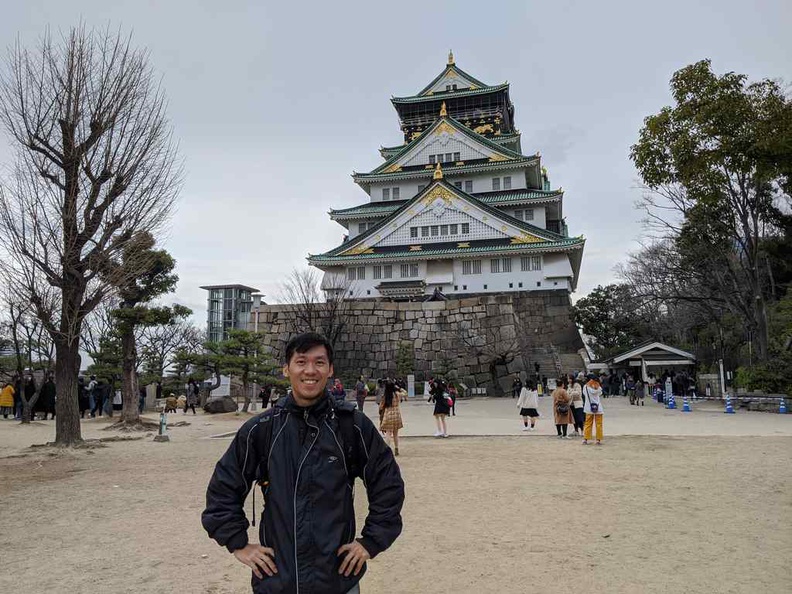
283,345,334,406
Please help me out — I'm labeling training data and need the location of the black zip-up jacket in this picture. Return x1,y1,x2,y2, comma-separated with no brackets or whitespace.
202,393,404,594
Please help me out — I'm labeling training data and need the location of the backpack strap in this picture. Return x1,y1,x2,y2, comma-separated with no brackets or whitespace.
337,408,365,482
254,407,282,487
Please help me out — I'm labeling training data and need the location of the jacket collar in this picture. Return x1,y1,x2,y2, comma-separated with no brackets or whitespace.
280,391,333,421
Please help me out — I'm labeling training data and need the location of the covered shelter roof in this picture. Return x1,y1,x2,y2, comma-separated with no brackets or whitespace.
608,342,696,367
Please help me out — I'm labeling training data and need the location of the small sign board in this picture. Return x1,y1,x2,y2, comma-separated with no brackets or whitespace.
407,374,415,398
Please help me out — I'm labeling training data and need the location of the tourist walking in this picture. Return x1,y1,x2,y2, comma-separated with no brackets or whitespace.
568,375,585,436
87,375,97,414
355,376,368,412
448,383,458,416
511,374,522,398
429,377,451,437
0,381,14,418
635,378,645,406
24,377,36,419
184,386,197,414
40,376,56,420
78,377,90,418
202,332,404,594
516,379,540,431
582,374,604,445
552,378,573,438
331,378,346,403
90,378,106,417
379,380,404,455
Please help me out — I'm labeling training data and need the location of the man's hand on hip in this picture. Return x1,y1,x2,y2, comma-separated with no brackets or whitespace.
337,540,370,577
233,544,277,579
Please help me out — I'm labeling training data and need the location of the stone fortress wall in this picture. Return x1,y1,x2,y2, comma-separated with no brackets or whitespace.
253,290,585,395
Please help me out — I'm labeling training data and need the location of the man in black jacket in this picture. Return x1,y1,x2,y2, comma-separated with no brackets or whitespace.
202,333,404,594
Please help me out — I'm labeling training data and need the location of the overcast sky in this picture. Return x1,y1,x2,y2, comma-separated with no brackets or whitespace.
1,0,790,326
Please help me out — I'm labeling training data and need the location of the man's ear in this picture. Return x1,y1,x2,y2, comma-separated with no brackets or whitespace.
329,364,334,378
283,365,290,378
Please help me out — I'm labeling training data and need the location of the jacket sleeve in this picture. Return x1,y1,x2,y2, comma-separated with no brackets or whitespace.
355,414,404,558
202,417,262,553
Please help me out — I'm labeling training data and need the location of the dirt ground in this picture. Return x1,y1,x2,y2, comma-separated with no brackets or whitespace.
0,400,790,594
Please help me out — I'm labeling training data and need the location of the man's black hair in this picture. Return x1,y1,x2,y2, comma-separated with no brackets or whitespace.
284,332,334,365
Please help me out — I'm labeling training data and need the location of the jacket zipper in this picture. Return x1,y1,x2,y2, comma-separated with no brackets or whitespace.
294,409,320,594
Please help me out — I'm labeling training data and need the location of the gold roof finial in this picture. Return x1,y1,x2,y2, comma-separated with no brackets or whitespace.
433,162,444,180
448,50,454,65
439,101,447,117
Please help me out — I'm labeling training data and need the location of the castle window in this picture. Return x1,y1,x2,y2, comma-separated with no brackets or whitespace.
514,209,524,221
382,188,390,200
525,209,534,221
440,225,449,236
462,260,482,275
410,264,418,277
483,284,488,290
490,259,500,273
358,223,367,234
421,226,429,237
464,180,473,192
461,223,470,234
450,224,458,235
463,285,467,290
445,153,452,162
492,178,500,191
357,266,366,280
504,176,512,190
374,266,382,279
384,265,392,279
410,227,418,238
400,264,409,278
347,268,356,281
430,225,439,236
429,155,436,164
531,256,542,271
454,152,460,161
502,258,512,272
392,187,400,199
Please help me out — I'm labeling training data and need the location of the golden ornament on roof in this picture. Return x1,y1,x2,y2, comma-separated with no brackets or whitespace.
448,50,454,65
433,162,444,180
439,101,447,117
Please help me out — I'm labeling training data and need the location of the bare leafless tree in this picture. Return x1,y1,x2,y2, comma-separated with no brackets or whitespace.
0,26,181,445
278,268,354,349
139,317,204,380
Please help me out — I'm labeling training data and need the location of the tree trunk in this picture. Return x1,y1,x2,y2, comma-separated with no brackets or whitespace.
20,392,39,424
754,290,770,362
54,341,82,446
119,327,141,425
241,377,251,413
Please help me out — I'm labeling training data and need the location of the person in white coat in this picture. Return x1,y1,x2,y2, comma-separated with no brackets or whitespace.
516,379,540,431
582,374,604,445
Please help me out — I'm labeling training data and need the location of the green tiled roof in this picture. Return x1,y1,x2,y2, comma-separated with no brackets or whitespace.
415,64,490,97
364,116,525,176
330,189,563,220
355,157,537,183
394,82,509,104
316,180,569,262
308,236,584,265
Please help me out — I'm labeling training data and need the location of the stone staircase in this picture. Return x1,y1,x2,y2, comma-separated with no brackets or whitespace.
526,346,585,380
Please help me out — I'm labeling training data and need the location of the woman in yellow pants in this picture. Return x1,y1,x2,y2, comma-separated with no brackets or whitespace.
582,374,604,445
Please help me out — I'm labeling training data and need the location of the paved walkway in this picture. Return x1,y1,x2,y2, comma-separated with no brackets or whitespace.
356,394,792,438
